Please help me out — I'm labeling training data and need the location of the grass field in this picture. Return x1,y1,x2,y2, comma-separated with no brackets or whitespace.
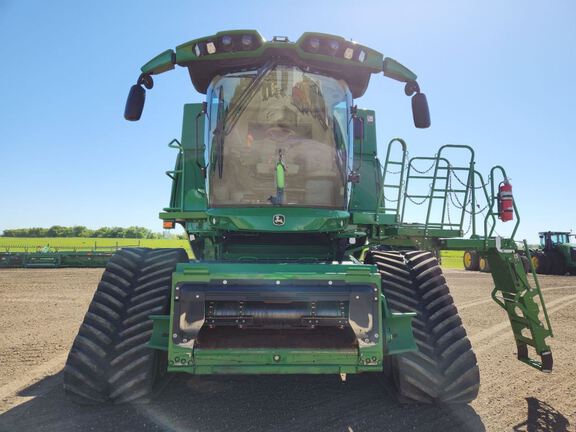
440,250,464,269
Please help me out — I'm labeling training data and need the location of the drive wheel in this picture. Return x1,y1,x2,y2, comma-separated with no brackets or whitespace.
533,252,551,275
63,248,188,404
367,250,480,403
549,251,567,275
478,256,491,273
463,250,479,271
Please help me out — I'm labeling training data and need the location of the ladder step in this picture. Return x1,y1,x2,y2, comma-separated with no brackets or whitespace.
432,188,467,193
510,315,531,326
437,166,470,171
407,176,448,180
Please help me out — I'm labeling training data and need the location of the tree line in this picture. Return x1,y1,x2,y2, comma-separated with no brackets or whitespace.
1,226,167,239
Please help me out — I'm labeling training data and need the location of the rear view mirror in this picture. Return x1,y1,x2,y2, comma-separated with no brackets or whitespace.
124,85,146,121
412,93,430,128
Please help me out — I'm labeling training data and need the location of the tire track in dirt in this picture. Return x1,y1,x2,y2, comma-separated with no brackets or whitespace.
470,293,576,348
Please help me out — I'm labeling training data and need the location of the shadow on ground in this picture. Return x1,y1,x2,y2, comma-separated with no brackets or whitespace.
512,397,571,432
0,371,485,432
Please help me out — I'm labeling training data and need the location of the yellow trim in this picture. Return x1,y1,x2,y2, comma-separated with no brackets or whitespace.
479,257,487,271
464,251,472,268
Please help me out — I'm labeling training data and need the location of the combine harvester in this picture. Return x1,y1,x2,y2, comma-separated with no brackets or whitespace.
64,31,553,404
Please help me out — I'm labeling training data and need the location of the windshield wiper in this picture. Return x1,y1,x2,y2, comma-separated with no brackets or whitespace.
224,60,276,135
213,86,225,179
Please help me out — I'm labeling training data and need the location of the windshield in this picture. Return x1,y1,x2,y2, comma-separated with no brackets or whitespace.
205,65,352,208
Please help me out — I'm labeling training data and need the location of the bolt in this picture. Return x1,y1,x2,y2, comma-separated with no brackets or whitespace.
223,280,228,285
172,333,178,339
195,294,200,299
364,338,370,343
276,280,281,285
328,280,333,285
175,296,179,300
182,338,188,343
374,333,379,339
355,295,360,300
273,354,281,362
374,297,378,301
176,286,180,291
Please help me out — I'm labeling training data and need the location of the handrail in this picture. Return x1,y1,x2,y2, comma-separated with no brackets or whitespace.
380,138,407,218
166,138,184,212
483,165,520,243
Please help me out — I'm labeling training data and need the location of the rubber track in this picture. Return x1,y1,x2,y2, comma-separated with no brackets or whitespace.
63,248,188,404
369,250,480,403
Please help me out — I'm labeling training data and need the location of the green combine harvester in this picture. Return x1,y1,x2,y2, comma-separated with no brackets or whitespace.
64,31,554,404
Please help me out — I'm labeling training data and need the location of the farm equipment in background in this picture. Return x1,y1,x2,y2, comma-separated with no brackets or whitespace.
63,31,554,406
464,231,576,275
531,231,576,275
0,250,113,268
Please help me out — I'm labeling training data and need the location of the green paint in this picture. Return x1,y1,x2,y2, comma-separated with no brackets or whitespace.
127,30,553,377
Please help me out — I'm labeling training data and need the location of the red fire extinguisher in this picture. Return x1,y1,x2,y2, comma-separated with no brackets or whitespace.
498,179,514,222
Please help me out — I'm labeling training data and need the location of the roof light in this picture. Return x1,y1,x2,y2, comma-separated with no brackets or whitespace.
358,50,367,63
309,37,320,52
241,34,253,49
221,35,233,50
328,40,339,55
206,41,216,54
344,47,354,60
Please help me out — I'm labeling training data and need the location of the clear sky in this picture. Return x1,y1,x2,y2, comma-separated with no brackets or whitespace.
0,0,574,242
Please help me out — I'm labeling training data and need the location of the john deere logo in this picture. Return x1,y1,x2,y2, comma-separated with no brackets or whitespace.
273,214,285,226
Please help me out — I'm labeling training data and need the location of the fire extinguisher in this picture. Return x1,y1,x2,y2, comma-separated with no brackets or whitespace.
498,179,514,222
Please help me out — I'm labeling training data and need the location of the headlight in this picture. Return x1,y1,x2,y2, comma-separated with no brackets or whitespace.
308,37,321,52
343,47,354,60
241,34,253,49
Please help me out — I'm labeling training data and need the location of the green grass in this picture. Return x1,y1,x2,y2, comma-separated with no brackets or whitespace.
0,237,193,256
440,250,464,269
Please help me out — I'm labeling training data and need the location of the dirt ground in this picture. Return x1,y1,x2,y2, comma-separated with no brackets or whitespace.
0,268,574,432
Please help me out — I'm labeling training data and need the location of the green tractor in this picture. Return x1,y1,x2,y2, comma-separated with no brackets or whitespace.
63,31,554,405
531,231,576,275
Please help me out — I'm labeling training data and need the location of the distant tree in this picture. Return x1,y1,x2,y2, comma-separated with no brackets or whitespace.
92,227,112,238
125,226,151,238
47,225,68,237
70,226,92,237
1,226,165,239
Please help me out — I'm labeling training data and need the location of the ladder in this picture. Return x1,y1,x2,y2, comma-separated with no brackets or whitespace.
487,241,553,372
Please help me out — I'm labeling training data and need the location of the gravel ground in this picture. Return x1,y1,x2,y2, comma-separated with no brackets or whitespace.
0,268,574,431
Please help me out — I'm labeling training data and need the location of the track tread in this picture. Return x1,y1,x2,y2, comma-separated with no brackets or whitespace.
63,248,188,404
368,250,480,404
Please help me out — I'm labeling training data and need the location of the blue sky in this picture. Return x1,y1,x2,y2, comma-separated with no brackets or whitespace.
0,0,574,242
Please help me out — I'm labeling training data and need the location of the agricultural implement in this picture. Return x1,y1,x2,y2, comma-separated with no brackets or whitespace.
64,31,553,405
0,250,112,268
464,231,576,275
